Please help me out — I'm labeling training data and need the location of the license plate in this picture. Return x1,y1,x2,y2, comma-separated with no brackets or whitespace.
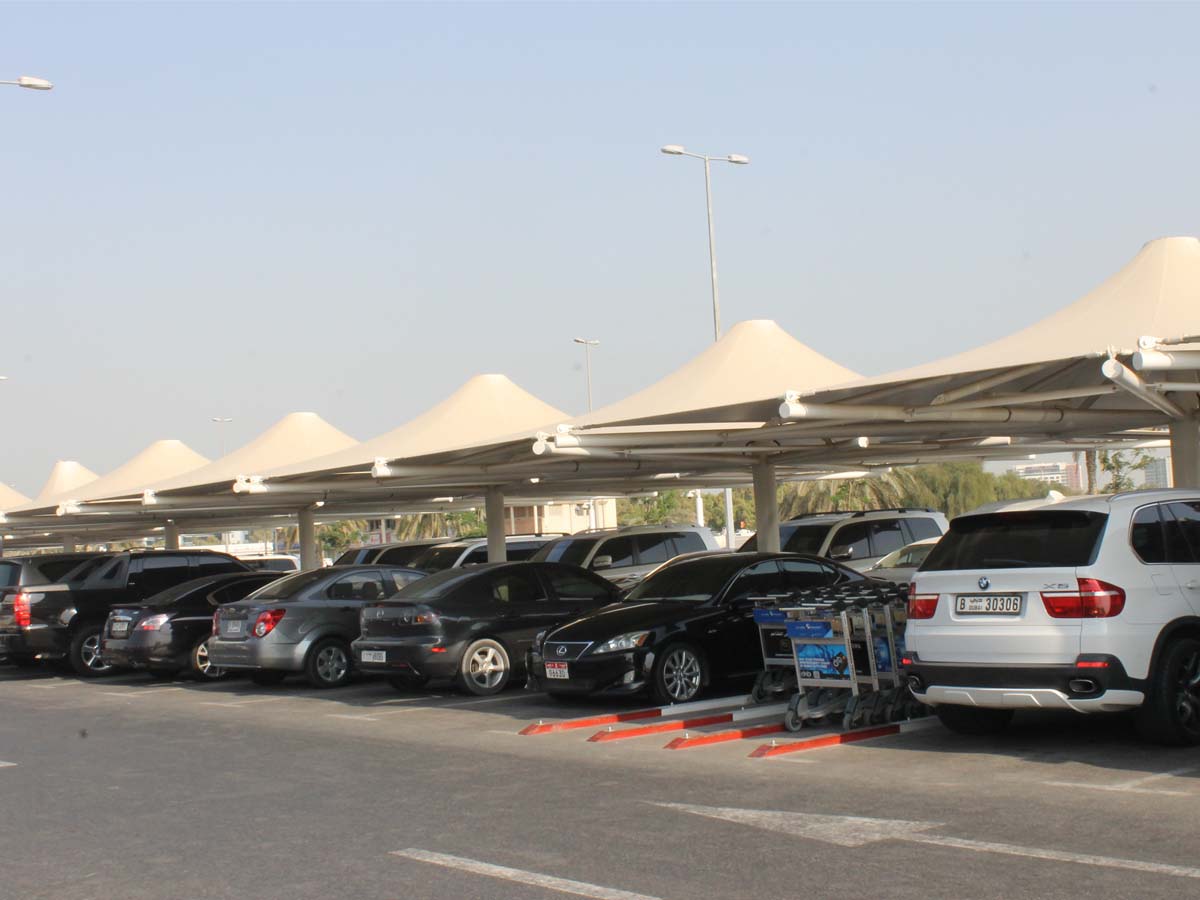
955,594,1022,615
545,661,569,680
224,621,243,635
111,621,129,637
360,650,386,664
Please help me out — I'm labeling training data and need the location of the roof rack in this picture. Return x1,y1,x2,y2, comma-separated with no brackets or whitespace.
570,523,698,536
786,507,939,521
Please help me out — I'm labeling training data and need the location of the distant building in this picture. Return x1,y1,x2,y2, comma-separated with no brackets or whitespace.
1012,462,1082,491
1143,456,1171,489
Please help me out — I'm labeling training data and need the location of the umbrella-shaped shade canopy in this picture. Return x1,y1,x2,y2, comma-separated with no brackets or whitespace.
261,374,566,481
9,440,209,514
31,461,99,506
0,483,30,511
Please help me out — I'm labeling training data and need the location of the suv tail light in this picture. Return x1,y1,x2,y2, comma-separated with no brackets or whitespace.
907,583,938,619
1041,578,1125,618
212,611,220,636
13,593,31,628
252,609,286,638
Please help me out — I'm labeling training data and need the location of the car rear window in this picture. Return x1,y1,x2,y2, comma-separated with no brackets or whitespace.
0,562,19,587
922,511,1109,571
411,546,468,572
533,537,598,567
31,558,97,583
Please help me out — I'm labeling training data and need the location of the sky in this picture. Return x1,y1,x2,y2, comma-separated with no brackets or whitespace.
2,1,1198,496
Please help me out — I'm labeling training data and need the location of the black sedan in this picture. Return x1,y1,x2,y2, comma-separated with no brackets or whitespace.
526,552,867,704
353,562,621,695
100,572,281,679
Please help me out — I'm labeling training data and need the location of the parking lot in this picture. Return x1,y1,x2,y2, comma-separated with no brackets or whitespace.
2,667,1198,900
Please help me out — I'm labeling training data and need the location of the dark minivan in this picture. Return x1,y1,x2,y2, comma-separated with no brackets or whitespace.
353,562,621,695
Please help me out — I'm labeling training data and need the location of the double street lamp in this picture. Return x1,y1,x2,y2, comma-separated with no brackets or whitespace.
573,337,600,413
661,144,750,545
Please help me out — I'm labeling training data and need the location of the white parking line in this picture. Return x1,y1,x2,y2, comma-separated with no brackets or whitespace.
198,697,280,708
0,761,16,768
1043,766,1199,797
372,695,446,705
391,848,664,899
328,709,421,722
437,694,543,709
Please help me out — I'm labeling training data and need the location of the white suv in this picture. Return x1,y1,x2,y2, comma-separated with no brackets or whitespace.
531,525,720,590
410,534,562,572
741,508,948,570
904,489,1200,745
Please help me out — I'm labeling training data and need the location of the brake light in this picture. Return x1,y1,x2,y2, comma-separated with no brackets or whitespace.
13,593,30,628
252,609,286,638
138,613,170,631
1041,578,1125,618
212,612,219,635
1077,660,1110,669
908,583,938,619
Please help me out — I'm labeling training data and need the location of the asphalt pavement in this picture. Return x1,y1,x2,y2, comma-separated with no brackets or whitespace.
0,666,1197,900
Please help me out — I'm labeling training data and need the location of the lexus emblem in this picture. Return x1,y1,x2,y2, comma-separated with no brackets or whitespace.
978,576,990,590
556,645,568,657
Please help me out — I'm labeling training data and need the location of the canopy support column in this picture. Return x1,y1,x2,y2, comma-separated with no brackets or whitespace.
485,487,507,563
164,521,180,550
61,535,79,553
694,491,705,528
299,507,318,570
752,461,780,552
724,488,736,551
1171,418,1200,488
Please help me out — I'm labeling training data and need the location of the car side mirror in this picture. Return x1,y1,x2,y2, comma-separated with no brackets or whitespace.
592,555,614,570
829,545,854,561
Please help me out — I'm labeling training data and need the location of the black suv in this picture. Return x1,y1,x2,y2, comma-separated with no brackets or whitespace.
5,550,248,676
0,552,110,666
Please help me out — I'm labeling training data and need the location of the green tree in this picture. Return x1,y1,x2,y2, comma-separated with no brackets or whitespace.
1099,449,1152,492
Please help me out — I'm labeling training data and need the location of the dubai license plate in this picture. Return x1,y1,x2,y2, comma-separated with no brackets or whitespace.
545,661,569,680
360,650,387,664
110,620,129,637
955,594,1022,615
224,621,243,635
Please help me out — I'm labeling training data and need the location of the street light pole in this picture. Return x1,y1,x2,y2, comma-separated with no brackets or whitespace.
661,144,750,549
210,417,232,457
573,337,600,412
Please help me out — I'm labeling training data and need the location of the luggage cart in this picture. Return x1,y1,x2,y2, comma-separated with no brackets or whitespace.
753,582,922,731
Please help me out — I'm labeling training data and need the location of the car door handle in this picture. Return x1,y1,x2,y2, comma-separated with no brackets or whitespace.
1187,580,1200,591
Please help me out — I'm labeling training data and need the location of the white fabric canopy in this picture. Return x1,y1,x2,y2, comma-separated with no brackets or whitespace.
0,483,30,512
10,440,209,513
147,412,357,495
262,374,566,480
31,461,99,506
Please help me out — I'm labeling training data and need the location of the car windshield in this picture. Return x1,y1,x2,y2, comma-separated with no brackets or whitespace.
83,556,129,587
59,556,109,583
533,537,599,567
142,576,220,608
740,523,831,554
332,549,362,566
624,556,749,604
922,511,1109,570
411,546,467,572
245,568,330,600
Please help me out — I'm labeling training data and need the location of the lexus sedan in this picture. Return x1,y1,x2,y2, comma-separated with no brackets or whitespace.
353,562,621,695
209,565,426,688
100,572,282,679
526,552,867,704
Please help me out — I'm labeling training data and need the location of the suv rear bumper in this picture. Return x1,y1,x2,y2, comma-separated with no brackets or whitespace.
904,654,1145,713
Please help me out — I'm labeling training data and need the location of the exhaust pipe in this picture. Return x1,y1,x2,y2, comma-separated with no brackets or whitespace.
907,674,924,692
1068,678,1097,694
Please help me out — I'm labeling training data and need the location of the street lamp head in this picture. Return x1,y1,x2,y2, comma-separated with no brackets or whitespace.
16,76,53,91
573,337,600,346
660,144,686,156
727,154,750,165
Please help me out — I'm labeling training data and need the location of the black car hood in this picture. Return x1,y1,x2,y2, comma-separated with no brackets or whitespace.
548,600,712,641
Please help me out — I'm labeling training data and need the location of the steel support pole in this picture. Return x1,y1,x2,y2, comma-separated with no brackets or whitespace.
485,486,507,562
61,535,79,553
298,507,318,570
752,461,780,553
164,521,180,550
1170,418,1200,488
694,491,705,527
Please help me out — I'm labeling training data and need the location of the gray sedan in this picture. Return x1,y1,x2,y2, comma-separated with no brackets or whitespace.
208,565,425,688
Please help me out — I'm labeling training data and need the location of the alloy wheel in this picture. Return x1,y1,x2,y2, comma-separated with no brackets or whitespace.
1173,647,1200,738
80,634,112,673
194,639,225,679
662,648,701,702
315,645,349,685
468,646,506,690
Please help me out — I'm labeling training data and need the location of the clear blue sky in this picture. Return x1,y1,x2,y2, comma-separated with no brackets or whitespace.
2,2,1197,495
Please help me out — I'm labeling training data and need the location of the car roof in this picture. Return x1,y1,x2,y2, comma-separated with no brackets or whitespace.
960,489,1199,518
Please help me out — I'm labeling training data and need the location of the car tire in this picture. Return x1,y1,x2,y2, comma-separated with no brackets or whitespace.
305,638,353,689
934,704,1014,736
457,639,510,696
651,642,706,705
188,636,226,681
68,626,115,678
250,670,287,686
388,672,430,691
1135,637,1200,746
